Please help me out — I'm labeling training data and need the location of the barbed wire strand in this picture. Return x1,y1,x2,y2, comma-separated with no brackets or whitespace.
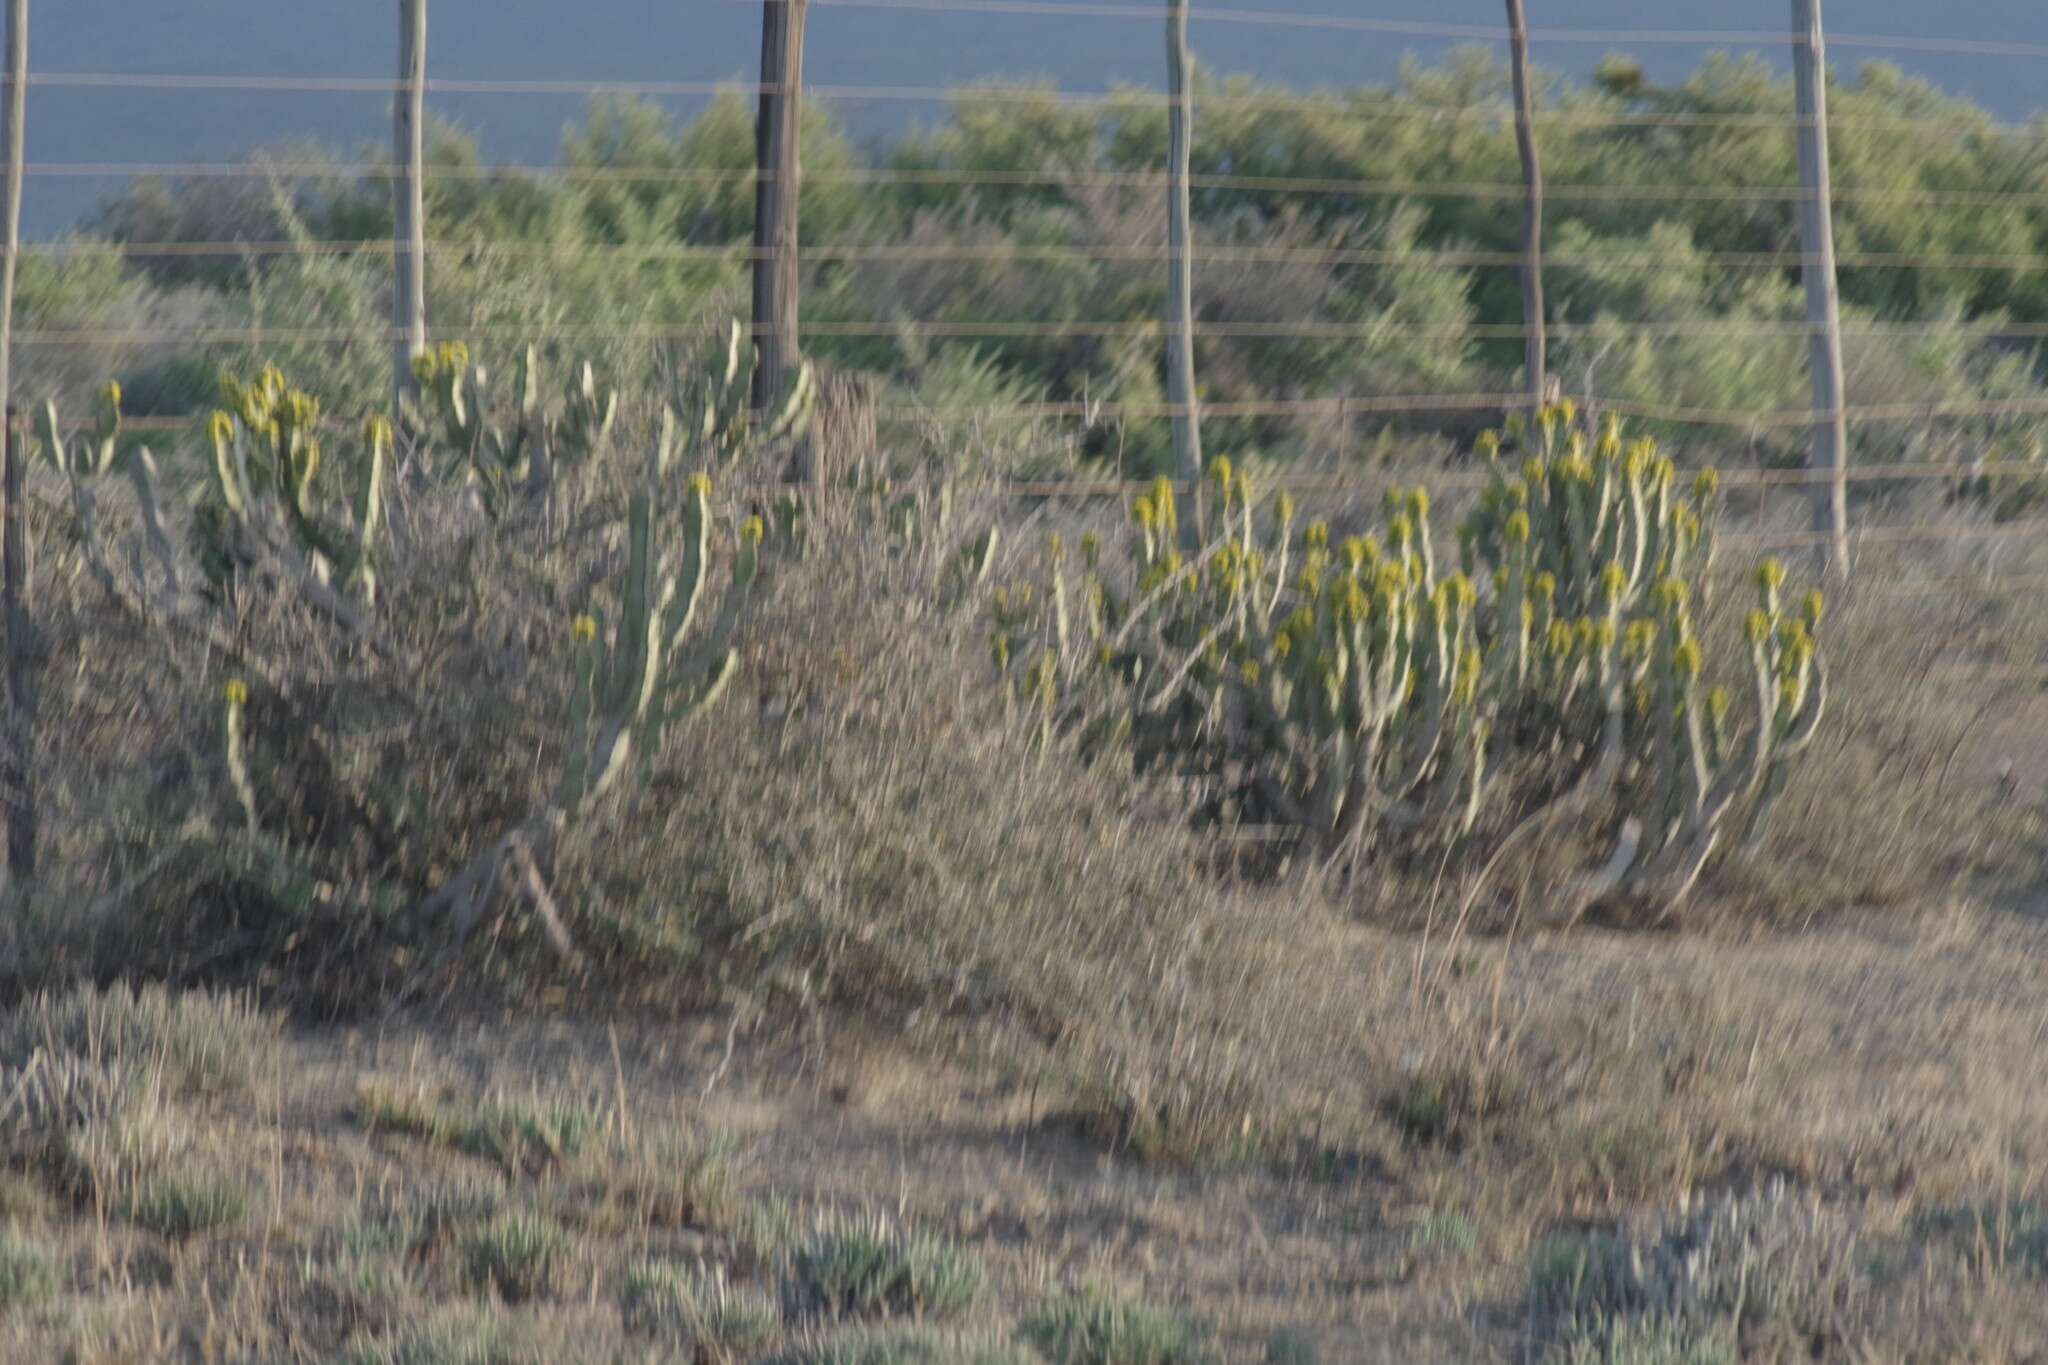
776,0,2048,60
27,317,2048,347
27,229,2048,278
11,69,2048,141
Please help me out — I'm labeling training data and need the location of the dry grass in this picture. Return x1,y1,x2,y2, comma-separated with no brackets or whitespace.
2,382,2046,1358
0,930,2043,1361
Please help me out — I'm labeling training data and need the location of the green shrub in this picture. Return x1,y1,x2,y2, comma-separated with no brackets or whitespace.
1548,1315,1738,1365
1407,1209,1480,1257
355,1082,609,1179
455,1096,605,1175
413,1178,509,1248
608,1130,739,1231
123,1172,253,1238
1017,1291,1216,1365
345,1309,547,1365
3,984,279,1099
1383,1056,1525,1151
765,1329,1036,1365
1530,1184,1870,1359
619,1259,779,1361
0,1054,139,1168
734,1194,802,1276
355,1081,462,1145
459,1214,571,1303
786,1211,984,1323
0,1231,59,1309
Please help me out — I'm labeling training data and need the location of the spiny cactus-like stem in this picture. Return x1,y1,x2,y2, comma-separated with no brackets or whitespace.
1009,401,1827,916
223,682,257,836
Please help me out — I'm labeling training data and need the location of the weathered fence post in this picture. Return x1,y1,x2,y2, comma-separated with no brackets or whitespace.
1504,0,1547,411
393,0,427,406
0,411,29,886
1165,0,1203,540
752,0,808,446
1791,0,1850,576
0,0,32,885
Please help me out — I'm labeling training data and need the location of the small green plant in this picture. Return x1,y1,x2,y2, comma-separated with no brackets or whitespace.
410,1178,509,1257
123,1172,253,1239
355,1081,462,1145
345,1308,544,1365
1549,1315,1738,1365
1908,1200,2048,1277
1530,1232,1643,1321
786,1210,985,1323
609,1130,739,1230
1382,1056,1524,1151
734,1193,802,1276
456,1096,605,1176
1407,1209,1480,1257
1528,1183,1869,1360
620,1259,779,1362
0,1054,138,1170
1017,1290,1216,1365
3,983,279,1100
353,1083,604,1176
0,1231,60,1309
764,1330,1037,1365
459,1213,571,1303
328,1216,417,1302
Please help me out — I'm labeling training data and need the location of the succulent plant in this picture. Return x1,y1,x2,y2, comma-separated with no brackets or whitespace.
676,318,816,468
996,404,1826,916
36,388,183,607
222,679,257,836
559,464,754,813
206,366,385,608
41,342,774,964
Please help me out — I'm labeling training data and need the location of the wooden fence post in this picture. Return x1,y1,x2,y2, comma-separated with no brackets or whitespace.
1504,0,1547,411
1791,0,1850,575
1165,0,1203,540
752,0,808,440
393,0,427,406
0,0,32,884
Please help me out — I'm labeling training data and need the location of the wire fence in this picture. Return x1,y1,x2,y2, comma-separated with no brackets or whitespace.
8,3,2048,589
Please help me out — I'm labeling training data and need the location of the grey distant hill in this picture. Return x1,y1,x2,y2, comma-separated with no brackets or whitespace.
24,0,2048,235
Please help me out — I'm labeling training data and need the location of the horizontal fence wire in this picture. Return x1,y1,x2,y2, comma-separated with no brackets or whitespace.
19,69,2048,143
777,0,2048,61
11,16,2048,565
24,317,2048,350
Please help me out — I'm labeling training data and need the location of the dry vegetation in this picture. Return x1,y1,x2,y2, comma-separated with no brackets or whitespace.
0,358,2044,1362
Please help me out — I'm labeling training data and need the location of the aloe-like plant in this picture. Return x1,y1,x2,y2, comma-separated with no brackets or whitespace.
676,318,817,468
41,343,771,964
205,368,388,608
34,384,182,608
994,403,1826,916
